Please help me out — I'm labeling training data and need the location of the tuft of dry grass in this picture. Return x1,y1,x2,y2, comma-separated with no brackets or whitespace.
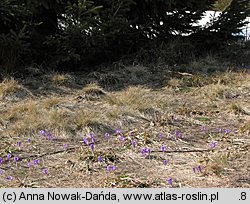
73,109,102,131
216,71,247,86
231,103,248,115
10,117,45,135
168,78,183,88
1,100,42,134
0,78,32,101
105,106,136,121
0,78,22,98
105,86,154,112
239,119,250,134
81,83,106,100
196,82,230,100
47,109,70,130
43,96,65,109
182,74,216,87
206,152,232,176
51,73,72,86
1,98,69,135
1,100,39,122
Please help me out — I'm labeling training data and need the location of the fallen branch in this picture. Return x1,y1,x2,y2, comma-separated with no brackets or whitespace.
152,149,213,153
18,147,78,162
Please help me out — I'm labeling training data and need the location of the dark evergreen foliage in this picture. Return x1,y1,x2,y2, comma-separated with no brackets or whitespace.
192,0,250,51
0,0,249,72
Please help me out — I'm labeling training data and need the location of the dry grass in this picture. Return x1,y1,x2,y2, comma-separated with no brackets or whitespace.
1,100,38,122
0,78,32,101
51,73,72,86
196,82,231,100
48,109,70,129
239,119,250,134
1,98,69,135
106,86,154,112
206,151,232,176
231,103,248,115
73,109,102,131
81,83,106,100
43,96,65,109
0,78,22,98
0,66,249,188
168,78,183,88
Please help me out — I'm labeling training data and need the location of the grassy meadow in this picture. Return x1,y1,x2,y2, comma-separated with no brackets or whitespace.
0,62,249,187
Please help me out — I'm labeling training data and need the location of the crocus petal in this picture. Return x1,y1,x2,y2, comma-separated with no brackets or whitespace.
168,178,172,185
7,175,13,180
192,167,196,173
107,165,111,172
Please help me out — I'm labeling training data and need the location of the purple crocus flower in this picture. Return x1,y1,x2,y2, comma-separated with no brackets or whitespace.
91,137,96,143
168,178,173,186
210,141,217,148
27,138,31,143
115,128,120,135
141,148,151,156
34,159,39,165
14,156,19,162
159,133,163,140
192,167,196,173
40,130,46,136
198,165,202,173
27,162,31,168
141,148,148,156
112,166,116,171
201,126,206,132
131,141,136,149
162,146,167,152
107,165,111,173
43,168,49,174
179,133,183,139
17,141,21,148
225,129,230,134
174,130,179,137
0,169,3,175
7,175,13,181
49,135,54,141
120,136,125,142
83,137,89,145
7,153,11,161
90,132,95,138
148,148,151,155
98,156,103,163
129,132,133,137
0,158,3,164
105,133,110,140
90,143,94,152
163,159,168,166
